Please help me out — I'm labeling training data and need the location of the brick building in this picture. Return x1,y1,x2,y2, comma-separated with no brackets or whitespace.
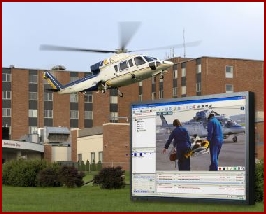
2,56,264,159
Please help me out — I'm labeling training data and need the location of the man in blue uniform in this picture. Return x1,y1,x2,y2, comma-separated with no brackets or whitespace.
207,113,224,171
162,119,191,170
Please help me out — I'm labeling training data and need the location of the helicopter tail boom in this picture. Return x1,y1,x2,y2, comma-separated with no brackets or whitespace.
43,71,63,91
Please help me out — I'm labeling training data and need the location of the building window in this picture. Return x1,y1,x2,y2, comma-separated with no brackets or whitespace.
152,92,156,100
181,68,186,77
196,82,201,92
29,75,38,84
70,77,79,82
225,65,233,78
2,108,11,117
44,110,53,118
172,87,177,97
2,91,11,100
225,84,234,93
110,112,118,123
152,76,156,84
29,126,38,134
29,92,37,100
181,62,186,77
173,69,178,79
91,152,95,163
181,86,186,95
29,109,37,117
98,152,103,162
159,90,163,99
2,73,11,82
196,64,201,73
70,110,79,119
84,111,93,119
70,94,78,102
84,94,93,103
78,154,82,162
44,92,53,101
110,96,118,104
139,94,142,101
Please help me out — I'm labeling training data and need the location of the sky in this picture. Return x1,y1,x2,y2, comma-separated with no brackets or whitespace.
2,2,264,71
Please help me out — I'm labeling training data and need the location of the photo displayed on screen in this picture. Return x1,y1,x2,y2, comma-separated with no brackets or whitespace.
156,96,246,171
130,91,254,204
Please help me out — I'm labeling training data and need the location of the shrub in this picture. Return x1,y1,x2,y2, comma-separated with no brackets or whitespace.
58,165,85,188
96,161,102,171
254,159,264,202
37,166,61,187
93,166,125,189
90,160,96,171
2,159,48,187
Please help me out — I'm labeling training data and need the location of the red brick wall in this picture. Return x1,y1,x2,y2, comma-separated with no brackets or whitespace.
103,123,130,171
11,69,29,139
43,144,52,162
142,78,152,101
118,83,139,122
53,71,70,127
71,129,77,162
37,70,45,128
7,57,264,160
93,91,110,126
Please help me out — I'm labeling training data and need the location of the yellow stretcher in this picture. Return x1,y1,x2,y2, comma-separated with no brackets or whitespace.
184,140,209,159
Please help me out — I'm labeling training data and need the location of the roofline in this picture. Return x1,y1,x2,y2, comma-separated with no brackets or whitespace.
3,56,263,72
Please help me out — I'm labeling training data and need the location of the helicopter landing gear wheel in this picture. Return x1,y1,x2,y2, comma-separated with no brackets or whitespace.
232,136,237,142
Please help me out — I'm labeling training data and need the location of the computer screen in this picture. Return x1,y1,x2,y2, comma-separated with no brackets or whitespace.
130,91,255,204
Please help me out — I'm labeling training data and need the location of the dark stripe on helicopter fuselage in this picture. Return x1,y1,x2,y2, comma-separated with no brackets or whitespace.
62,74,98,89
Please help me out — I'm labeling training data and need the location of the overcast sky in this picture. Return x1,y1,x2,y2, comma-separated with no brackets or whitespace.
2,2,264,71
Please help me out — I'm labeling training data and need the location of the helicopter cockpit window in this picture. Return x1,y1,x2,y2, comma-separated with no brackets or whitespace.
128,59,134,67
134,56,146,66
226,120,235,127
143,56,155,62
119,61,128,71
114,65,118,72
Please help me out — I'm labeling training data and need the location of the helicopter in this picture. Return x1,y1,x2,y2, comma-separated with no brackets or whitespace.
158,108,246,143
40,22,201,97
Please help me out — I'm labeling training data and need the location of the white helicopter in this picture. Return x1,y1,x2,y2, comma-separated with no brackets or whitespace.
41,22,201,97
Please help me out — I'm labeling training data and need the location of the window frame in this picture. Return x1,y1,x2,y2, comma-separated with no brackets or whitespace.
225,65,233,78
2,108,11,117
2,91,11,100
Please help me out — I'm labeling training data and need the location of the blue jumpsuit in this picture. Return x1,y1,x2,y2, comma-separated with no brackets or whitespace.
164,126,191,170
207,117,224,171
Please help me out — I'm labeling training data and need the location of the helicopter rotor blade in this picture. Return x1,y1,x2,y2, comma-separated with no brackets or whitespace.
129,40,202,53
40,44,116,54
119,21,141,52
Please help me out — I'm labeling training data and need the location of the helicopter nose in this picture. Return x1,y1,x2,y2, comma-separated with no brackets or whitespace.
161,60,174,69
163,60,174,66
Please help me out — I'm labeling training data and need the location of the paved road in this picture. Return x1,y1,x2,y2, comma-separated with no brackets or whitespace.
156,131,246,171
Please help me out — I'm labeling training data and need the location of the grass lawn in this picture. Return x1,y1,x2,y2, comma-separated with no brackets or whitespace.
2,171,264,212
2,185,264,212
